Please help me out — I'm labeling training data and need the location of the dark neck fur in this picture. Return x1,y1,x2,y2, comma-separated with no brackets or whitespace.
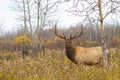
65,45,76,64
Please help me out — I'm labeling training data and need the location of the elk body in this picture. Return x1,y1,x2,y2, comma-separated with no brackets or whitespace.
54,25,109,65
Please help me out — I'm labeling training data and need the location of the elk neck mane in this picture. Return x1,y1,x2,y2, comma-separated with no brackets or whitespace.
65,44,77,64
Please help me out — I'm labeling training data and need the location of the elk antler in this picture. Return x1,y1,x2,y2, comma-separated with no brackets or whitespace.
54,24,66,39
70,26,83,39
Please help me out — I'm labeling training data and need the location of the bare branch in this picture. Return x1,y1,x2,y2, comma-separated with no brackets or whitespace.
103,5,120,20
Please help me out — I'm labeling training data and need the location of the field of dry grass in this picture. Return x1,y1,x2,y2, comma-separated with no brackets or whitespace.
0,48,120,80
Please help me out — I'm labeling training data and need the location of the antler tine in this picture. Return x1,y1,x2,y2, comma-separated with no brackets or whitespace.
70,33,73,39
61,31,66,38
70,26,83,39
54,24,66,39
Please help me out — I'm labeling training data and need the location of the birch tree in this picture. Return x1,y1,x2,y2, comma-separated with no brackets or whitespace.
12,0,33,37
21,0,29,57
98,0,108,67
32,0,58,54
26,0,33,38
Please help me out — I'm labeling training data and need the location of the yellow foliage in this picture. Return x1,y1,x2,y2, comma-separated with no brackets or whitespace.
45,37,63,45
54,37,64,45
54,37,63,42
32,40,41,44
80,40,97,46
64,58,71,65
45,40,53,45
84,40,96,44
0,73,3,79
110,36,120,48
112,36,120,42
13,36,31,45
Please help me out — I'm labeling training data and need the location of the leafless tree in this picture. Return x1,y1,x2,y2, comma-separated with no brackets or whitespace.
32,0,58,54
12,0,58,54
26,0,33,38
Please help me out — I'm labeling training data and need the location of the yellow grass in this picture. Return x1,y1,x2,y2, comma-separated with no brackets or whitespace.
0,48,120,80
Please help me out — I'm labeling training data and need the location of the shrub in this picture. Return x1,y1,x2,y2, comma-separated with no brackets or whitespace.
13,35,31,45
80,40,99,47
110,36,120,48
44,37,64,49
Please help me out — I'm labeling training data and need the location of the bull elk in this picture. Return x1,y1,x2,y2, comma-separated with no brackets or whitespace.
54,25,109,65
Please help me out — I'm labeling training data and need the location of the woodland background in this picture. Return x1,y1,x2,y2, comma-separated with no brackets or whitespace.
0,0,120,80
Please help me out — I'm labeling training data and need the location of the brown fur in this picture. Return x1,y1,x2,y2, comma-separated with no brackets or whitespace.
64,40,105,65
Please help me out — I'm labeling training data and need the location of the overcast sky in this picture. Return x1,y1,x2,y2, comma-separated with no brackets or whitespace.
0,0,17,31
0,0,81,31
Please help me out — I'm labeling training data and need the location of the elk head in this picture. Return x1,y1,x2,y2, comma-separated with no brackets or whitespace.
54,24,83,49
